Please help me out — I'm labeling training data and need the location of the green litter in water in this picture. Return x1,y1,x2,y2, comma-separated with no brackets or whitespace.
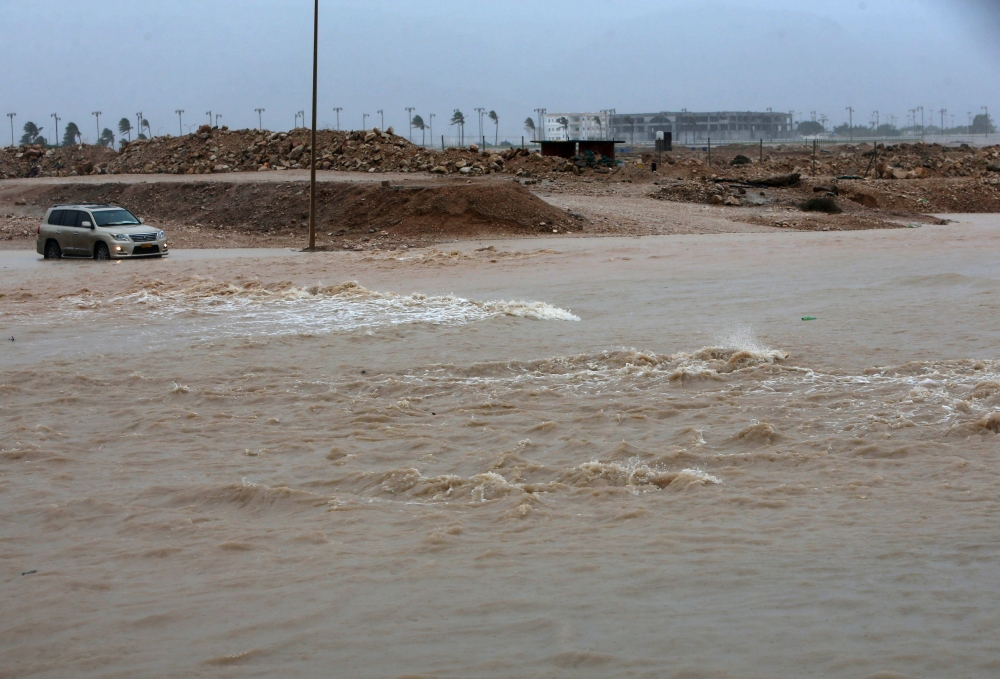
801,316,817,321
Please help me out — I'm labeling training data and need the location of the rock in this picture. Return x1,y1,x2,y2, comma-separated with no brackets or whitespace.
386,126,394,136
813,185,839,195
289,145,305,160
723,196,741,206
848,192,878,208
459,166,472,174
364,132,376,143
730,154,752,166
372,127,381,136
988,163,1000,173
710,194,725,205
891,167,908,180
430,165,447,174
455,160,467,169
754,172,801,187
469,144,479,153
910,167,929,179
198,124,212,135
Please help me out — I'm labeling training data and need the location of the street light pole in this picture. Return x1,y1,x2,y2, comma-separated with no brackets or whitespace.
7,113,15,147
136,112,143,139
475,107,485,146
984,107,991,137
256,108,265,131
206,111,212,128
307,0,319,251
362,113,369,129
92,111,101,143
918,106,924,139
429,113,435,142
377,109,384,130
405,107,414,141
846,107,853,141
175,110,184,136
333,107,342,130
216,114,222,128
51,113,60,146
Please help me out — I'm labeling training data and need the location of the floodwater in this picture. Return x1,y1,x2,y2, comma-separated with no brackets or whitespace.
2,217,1000,678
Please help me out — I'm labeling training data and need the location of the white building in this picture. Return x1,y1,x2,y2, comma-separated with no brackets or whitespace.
541,112,609,141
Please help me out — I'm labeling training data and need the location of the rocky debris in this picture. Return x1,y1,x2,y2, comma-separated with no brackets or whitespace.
730,154,752,166
0,143,117,179
847,192,879,208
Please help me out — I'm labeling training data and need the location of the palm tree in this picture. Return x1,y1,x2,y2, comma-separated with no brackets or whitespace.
62,122,82,146
593,116,603,140
411,115,427,146
99,128,115,147
20,121,43,145
524,117,535,139
142,118,151,139
488,110,499,145
450,109,465,146
118,118,132,142
556,116,569,140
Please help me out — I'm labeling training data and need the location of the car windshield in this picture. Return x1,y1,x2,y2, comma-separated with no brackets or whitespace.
93,209,141,227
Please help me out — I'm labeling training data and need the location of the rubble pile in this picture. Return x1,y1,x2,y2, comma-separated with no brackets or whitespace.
0,144,118,179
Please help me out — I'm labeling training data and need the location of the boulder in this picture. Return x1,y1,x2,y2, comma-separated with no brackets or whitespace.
730,154,752,166
723,196,741,206
710,194,725,205
289,145,305,160
430,165,447,174
754,173,801,187
469,143,479,153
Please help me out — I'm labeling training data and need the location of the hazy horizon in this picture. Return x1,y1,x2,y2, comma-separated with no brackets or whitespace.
2,0,998,144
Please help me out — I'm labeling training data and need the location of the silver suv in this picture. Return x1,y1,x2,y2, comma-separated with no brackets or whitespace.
36,204,168,260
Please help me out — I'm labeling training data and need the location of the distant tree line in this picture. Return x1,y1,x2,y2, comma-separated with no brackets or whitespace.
17,115,151,149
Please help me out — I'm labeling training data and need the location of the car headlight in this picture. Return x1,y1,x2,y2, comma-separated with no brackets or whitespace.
157,230,165,240
111,233,131,242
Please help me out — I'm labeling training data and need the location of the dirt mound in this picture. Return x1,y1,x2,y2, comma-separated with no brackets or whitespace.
0,144,118,179
21,180,578,248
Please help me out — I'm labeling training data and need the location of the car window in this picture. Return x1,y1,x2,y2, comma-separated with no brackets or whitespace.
60,210,80,227
92,209,141,227
76,211,92,227
48,210,64,225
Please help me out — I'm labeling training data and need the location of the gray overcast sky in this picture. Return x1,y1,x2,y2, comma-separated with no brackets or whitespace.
1,0,997,142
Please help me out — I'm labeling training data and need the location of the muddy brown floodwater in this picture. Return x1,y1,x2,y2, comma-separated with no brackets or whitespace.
2,216,1000,679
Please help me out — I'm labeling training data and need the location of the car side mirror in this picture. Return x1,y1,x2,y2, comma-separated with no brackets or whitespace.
139,218,145,224
82,221,93,228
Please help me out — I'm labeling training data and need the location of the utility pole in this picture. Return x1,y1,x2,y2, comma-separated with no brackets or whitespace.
917,106,924,139
307,0,319,251
206,111,212,128
984,106,991,136
846,107,854,141
256,108,265,131
215,114,222,128
333,107,342,130
136,112,143,139
939,109,946,135
297,110,305,129
92,111,101,143
405,107,415,141
873,110,879,133
475,107,485,146
362,113,369,129
51,113,60,146
429,113,435,143
175,110,184,136
967,112,972,136
377,109,384,130
7,113,15,147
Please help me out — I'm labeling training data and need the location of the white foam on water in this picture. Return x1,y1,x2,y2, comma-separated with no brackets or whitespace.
63,279,580,337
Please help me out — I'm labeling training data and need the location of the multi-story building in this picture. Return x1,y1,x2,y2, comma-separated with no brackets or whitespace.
608,111,794,143
541,112,609,141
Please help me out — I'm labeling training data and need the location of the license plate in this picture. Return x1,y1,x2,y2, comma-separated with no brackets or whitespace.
136,244,156,251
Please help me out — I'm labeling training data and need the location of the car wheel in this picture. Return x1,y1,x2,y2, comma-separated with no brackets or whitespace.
95,243,110,260
44,240,62,260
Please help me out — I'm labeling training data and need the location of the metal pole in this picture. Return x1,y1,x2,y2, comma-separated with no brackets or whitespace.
812,139,817,175
176,110,184,136
707,137,711,166
333,107,342,130
93,111,101,143
847,107,853,141
405,107,414,141
7,113,15,146
308,0,319,251
256,108,265,131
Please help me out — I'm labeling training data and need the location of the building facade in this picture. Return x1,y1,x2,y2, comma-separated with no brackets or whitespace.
541,112,609,141
609,111,793,143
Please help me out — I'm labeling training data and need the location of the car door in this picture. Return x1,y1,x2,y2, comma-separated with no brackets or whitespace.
58,210,84,255
45,210,67,251
73,211,98,256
